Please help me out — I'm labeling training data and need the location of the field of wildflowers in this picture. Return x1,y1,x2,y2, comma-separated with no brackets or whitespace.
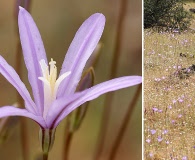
144,28,195,159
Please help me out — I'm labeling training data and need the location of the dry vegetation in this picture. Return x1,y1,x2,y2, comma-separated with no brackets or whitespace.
144,15,195,159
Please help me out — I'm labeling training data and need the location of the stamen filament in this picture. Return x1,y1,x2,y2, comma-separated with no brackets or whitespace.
38,59,71,119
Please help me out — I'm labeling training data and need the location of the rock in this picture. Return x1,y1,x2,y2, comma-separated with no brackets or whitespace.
189,8,195,13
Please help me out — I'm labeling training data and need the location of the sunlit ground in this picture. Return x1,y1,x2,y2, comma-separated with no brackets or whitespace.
144,3,195,158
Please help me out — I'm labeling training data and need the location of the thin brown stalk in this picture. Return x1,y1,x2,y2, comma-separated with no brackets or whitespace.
93,0,128,159
108,84,142,160
20,117,29,160
24,0,32,11
63,115,73,160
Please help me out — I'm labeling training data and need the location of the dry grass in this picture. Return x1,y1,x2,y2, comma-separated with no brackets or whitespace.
144,27,195,159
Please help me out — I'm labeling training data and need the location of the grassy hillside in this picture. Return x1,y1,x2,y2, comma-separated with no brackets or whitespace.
144,3,195,159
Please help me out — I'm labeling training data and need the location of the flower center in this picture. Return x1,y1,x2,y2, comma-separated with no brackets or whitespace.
38,59,71,119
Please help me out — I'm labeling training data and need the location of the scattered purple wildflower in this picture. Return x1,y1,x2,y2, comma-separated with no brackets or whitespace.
162,130,168,134
157,136,163,142
150,129,156,135
152,107,158,112
146,139,151,143
182,156,187,160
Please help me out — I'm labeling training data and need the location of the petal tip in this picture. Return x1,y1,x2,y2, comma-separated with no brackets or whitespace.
18,6,26,20
93,13,106,23
19,6,24,11
18,6,29,18
135,76,142,83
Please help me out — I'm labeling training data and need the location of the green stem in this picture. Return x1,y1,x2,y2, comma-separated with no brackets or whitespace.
43,152,49,160
39,128,55,154
93,0,128,159
108,84,142,160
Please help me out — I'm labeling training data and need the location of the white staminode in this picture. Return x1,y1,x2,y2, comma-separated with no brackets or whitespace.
38,59,71,118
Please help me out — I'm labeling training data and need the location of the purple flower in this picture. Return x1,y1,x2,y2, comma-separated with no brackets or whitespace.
157,136,163,142
178,114,182,118
150,129,156,135
182,156,187,160
154,78,161,82
0,7,141,129
146,139,151,143
162,130,168,134
149,152,153,157
187,69,191,73
152,107,158,112
171,120,176,124
178,98,184,103
162,76,166,79
168,105,172,109
172,99,177,104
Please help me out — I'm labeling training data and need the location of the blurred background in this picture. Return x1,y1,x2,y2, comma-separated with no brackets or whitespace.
0,0,141,159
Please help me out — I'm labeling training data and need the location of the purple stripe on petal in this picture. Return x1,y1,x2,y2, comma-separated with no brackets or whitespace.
51,76,142,128
18,7,47,114
57,13,105,97
0,56,37,114
0,106,46,128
